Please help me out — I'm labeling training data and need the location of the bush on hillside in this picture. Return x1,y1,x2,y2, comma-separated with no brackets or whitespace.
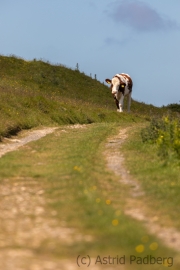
141,116,180,160
166,103,180,113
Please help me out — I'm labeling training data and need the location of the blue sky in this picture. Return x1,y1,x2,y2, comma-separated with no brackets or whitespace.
1,0,180,106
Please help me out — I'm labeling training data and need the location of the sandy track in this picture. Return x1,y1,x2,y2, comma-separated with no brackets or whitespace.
0,127,58,158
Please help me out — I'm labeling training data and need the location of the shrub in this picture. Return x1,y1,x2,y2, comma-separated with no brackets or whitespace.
141,116,180,160
141,117,166,143
166,103,180,113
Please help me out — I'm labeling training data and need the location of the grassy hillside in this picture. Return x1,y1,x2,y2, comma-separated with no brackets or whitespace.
0,55,167,137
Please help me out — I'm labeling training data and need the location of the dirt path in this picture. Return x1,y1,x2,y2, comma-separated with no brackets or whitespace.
0,125,180,269
0,127,73,270
0,127,58,158
105,127,180,253
0,126,103,270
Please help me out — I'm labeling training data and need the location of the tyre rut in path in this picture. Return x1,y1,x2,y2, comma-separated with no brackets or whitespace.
105,126,180,253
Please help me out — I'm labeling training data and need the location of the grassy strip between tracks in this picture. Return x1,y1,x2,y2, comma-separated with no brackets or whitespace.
0,122,179,269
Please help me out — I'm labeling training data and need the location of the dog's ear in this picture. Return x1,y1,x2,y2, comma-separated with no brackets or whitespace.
105,79,111,84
